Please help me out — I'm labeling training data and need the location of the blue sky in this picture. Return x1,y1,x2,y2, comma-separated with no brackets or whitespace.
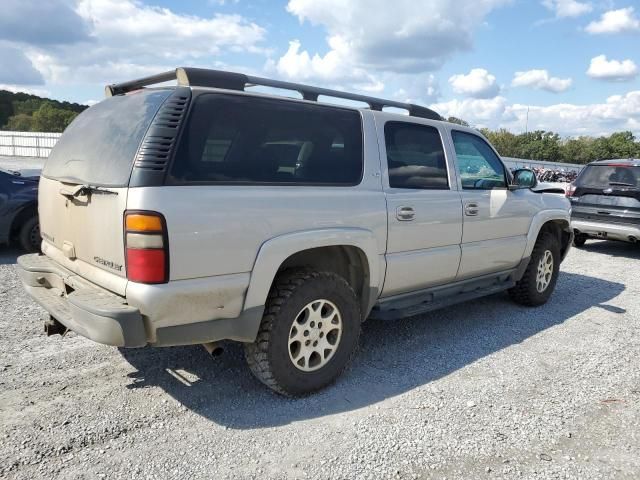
1,0,639,136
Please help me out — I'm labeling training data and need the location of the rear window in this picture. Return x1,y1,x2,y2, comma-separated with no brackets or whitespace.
169,94,363,185
577,165,640,188
43,89,171,186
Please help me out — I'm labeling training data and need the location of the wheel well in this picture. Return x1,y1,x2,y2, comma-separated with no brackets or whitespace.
277,246,371,319
10,203,37,239
539,220,571,257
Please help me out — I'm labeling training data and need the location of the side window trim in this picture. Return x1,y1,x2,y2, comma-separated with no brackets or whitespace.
382,119,452,191
450,129,509,190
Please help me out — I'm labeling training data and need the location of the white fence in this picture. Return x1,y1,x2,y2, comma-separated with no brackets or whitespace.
0,131,62,158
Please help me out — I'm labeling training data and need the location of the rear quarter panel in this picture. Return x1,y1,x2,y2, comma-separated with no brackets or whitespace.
126,185,388,281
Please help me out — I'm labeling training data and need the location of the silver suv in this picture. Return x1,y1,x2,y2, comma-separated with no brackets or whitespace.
18,68,573,396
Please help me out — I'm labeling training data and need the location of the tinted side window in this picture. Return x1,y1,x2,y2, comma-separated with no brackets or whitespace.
170,94,363,185
384,122,448,189
452,131,507,190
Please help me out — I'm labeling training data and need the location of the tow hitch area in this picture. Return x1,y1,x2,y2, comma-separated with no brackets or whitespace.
44,316,68,337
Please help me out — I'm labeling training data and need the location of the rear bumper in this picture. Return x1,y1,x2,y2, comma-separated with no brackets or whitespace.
572,219,640,242
18,254,146,347
17,254,262,348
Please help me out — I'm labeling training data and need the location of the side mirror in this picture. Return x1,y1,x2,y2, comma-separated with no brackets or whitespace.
510,169,538,190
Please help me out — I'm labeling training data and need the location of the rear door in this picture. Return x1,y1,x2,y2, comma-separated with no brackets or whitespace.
571,163,640,226
378,118,463,297
39,89,172,295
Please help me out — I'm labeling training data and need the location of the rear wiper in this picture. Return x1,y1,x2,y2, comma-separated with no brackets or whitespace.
609,182,636,187
59,185,119,199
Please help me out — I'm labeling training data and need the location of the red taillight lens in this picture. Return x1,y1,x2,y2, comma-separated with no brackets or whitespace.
124,211,168,284
566,183,576,197
126,248,166,283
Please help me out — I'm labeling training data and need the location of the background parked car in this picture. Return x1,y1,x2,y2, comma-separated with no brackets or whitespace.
0,167,41,252
569,159,640,247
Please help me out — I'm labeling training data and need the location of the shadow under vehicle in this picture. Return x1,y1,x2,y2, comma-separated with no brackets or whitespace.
119,271,624,429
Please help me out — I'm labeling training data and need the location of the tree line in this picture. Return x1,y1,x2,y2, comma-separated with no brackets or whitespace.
0,90,86,133
447,116,640,165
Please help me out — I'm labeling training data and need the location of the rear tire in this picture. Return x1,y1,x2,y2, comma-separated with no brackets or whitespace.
509,231,560,307
573,233,587,247
244,269,361,396
18,216,41,253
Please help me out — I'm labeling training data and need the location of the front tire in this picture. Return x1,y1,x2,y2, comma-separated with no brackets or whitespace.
244,270,361,396
509,231,560,307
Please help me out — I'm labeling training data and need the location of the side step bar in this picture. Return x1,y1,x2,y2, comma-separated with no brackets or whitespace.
369,267,524,321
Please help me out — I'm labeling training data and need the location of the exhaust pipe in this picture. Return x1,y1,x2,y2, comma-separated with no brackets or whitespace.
44,316,68,336
202,342,224,357
628,236,637,244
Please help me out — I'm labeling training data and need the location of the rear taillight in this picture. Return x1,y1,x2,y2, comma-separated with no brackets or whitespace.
566,183,576,197
124,211,168,284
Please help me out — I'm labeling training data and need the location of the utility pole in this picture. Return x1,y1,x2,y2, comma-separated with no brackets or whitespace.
525,106,530,135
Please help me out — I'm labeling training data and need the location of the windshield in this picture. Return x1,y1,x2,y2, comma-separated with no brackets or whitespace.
577,165,640,188
43,89,171,186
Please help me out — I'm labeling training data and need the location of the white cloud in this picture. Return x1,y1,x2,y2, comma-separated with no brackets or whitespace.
587,55,638,81
393,74,441,105
0,0,89,46
432,90,640,137
0,84,50,97
449,68,500,98
585,7,640,34
76,0,265,57
274,38,384,92
14,0,267,86
432,96,512,124
541,0,592,18
511,69,572,93
0,45,44,85
283,0,510,75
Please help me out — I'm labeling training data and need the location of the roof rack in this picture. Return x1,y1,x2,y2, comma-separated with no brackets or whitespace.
105,67,442,121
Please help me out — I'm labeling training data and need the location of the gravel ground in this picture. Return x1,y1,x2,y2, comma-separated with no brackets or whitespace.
1,242,639,480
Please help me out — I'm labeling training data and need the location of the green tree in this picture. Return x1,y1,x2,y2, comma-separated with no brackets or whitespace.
561,137,596,164
606,131,638,158
516,131,562,161
31,102,78,132
5,113,34,131
481,128,520,158
12,98,43,116
446,116,469,126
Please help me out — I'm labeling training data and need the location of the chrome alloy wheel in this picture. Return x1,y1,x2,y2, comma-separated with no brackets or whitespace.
536,250,554,293
288,299,343,372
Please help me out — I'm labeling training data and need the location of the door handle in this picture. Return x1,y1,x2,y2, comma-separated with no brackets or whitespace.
396,206,415,221
464,202,479,216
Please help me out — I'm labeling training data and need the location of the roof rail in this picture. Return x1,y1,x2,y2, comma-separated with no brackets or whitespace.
105,67,442,121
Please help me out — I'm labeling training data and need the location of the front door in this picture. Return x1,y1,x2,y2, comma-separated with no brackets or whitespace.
379,119,463,297
449,130,535,279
